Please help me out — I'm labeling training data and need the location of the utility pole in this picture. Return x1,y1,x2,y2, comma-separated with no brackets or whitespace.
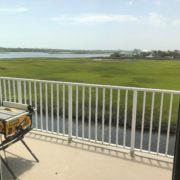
172,101,180,180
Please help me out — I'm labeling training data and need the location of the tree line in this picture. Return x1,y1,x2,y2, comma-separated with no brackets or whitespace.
110,49,180,59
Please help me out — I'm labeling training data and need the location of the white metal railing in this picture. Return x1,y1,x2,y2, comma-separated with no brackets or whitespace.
0,77,179,158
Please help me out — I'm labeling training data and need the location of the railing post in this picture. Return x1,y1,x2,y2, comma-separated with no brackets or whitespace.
130,90,138,157
17,80,22,103
68,85,73,143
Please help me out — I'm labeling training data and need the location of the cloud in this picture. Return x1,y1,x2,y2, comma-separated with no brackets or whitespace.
172,19,180,26
155,0,162,6
51,14,139,24
148,12,168,26
127,1,134,5
0,6,28,13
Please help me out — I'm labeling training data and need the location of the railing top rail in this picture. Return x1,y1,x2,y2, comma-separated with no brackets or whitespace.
1,76,180,94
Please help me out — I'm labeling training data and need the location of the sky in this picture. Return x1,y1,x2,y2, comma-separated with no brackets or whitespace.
0,0,180,50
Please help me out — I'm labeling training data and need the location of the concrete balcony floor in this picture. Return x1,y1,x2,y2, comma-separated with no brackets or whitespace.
2,131,173,180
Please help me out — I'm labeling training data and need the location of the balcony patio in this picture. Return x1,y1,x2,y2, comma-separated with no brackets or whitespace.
2,131,173,180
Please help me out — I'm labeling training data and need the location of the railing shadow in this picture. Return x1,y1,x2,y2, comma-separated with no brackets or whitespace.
26,131,173,171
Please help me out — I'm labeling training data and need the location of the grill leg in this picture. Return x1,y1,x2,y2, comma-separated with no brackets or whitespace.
0,153,2,180
1,157,17,180
3,150,8,165
21,139,39,162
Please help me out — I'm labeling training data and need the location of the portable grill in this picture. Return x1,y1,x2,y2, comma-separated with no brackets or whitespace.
0,101,39,180
0,101,34,139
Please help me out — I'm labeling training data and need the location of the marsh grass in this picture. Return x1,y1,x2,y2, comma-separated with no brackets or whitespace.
0,58,180,132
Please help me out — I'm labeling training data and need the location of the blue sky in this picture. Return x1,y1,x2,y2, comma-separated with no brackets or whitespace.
0,0,180,50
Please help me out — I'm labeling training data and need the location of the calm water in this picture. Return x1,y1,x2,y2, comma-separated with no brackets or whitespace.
0,52,110,59
34,115,176,156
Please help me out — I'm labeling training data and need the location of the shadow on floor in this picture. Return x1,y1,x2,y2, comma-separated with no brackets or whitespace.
1,154,35,180
27,132,173,171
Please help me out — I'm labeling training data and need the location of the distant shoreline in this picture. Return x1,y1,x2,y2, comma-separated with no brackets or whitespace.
0,47,114,54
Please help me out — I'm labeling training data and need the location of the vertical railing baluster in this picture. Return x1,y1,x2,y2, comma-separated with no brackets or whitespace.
45,83,48,131
8,80,11,101
82,86,85,139
130,90,138,157
76,85,79,137
68,85,73,142
13,80,16,102
95,87,98,141
57,83,59,134
51,83,54,132
102,88,105,143
40,82,43,131
24,81,27,104
109,88,113,144
148,92,155,152
3,79,7,101
123,90,128,147
140,91,146,150
165,93,173,155
17,80,22,103
62,84,65,135
157,93,164,153
34,81,38,130
116,90,120,146
88,87,91,140
29,81,32,105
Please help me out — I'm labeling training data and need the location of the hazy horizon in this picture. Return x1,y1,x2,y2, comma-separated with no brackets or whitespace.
1,46,180,52
1,0,180,50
